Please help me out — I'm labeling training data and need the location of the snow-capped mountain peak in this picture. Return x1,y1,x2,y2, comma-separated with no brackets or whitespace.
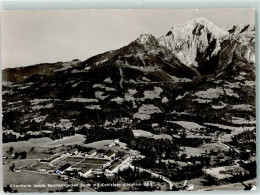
167,17,227,39
228,24,255,35
158,18,227,66
136,34,156,44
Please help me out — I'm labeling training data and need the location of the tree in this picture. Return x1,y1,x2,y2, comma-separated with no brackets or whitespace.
30,147,35,153
180,153,187,161
180,130,187,140
9,146,14,153
13,152,19,159
10,163,15,172
20,151,27,159
72,186,80,192
3,185,17,193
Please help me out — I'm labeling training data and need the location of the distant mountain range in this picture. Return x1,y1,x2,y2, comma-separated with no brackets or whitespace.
2,18,255,140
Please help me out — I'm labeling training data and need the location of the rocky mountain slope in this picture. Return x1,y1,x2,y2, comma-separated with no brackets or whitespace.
2,18,255,143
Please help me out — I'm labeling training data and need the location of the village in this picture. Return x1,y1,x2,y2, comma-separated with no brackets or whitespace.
11,139,137,177
3,138,169,192
2,128,257,193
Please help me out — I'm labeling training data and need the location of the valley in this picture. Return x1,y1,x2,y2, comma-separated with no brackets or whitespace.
2,17,256,192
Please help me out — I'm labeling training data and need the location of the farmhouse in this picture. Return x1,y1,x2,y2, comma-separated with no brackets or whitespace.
104,150,116,160
87,149,97,157
70,148,78,155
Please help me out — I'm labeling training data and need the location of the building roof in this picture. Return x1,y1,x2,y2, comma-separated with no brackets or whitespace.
88,149,96,155
107,154,130,172
81,167,93,173
122,154,131,160
70,148,78,153
75,165,93,173
105,150,116,157
107,160,121,172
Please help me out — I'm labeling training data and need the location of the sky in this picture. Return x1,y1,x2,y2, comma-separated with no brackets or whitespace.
1,9,255,69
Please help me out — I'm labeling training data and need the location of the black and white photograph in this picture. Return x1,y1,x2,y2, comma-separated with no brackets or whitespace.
1,8,257,192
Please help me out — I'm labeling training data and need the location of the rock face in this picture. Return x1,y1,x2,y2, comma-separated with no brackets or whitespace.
158,18,227,67
158,18,255,76
228,24,255,35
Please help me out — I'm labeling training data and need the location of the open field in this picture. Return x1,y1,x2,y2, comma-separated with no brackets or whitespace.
133,130,172,140
199,179,257,191
3,134,86,161
83,139,127,149
204,165,246,180
203,123,255,142
3,134,85,152
179,147,204,158
29,162,53,171
48,134,85,147
3,170,70,192
198,142,229,153
3,159,38,171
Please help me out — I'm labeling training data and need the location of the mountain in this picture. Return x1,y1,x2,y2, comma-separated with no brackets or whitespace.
158,18,255,76
2,18,255,144
158,18,227,67
228,24,255,35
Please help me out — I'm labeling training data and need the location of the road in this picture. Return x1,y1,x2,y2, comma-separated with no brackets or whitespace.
129,164,173,190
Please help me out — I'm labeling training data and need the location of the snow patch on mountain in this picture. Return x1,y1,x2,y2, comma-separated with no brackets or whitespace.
158,18,227,66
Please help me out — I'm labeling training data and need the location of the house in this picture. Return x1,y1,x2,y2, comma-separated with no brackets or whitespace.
78,167,93,178
104,150,116,160
152,123,161,131
87,149,97,157
108,139,120,147
152,123,159,128
70,148,78,155
60,175,69,180
42,130,52,136
143,181,156,187
27,131,40,136
38,168,47,173
108,142,116,147
105,154,131,174
105,161,120,174
180,180,194,191
50,153,68,164
64,169,78,176
59,163,72,174
39,159,51,163
101,161,111,170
